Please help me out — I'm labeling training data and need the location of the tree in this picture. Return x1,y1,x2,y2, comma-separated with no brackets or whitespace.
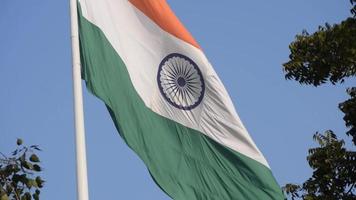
283,131,356,200
283,1,356,145
282,1,356,199
0,139,44,200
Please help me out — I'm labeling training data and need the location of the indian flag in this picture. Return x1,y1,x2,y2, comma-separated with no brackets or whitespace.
77,0,284,199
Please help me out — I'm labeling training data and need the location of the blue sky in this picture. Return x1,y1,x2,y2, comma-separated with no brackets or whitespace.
0,0,354,199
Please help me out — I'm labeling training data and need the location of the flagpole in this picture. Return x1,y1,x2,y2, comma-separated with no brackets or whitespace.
70,0,90,200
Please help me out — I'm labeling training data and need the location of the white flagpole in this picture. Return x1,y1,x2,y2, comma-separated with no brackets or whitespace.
70,0,90,200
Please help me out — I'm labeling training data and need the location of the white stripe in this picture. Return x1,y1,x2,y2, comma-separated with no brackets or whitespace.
78,0,269,167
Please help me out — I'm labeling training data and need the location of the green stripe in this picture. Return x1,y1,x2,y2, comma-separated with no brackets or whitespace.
78,5,285,200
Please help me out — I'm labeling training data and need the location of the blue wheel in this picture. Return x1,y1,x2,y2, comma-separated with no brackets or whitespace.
157,53,205,110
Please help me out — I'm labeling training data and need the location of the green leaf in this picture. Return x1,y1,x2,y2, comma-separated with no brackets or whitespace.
32,193,39,200
33,164,41,172
25,179,38,189
16,138,23,146
12,174,21,184
23,192,31,200
35,176,44,188
18,174,28,184
29,154,40,163
22,161,33,170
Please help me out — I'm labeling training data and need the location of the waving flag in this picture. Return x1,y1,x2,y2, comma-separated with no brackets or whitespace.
77,0,284,199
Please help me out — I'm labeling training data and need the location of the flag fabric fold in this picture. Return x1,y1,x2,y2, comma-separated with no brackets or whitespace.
77,0,284,199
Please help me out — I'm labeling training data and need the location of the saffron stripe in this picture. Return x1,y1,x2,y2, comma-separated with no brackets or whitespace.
128,0,201,49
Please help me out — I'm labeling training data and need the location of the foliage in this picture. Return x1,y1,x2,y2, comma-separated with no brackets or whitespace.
0,139,44,200
283,13,356,143
282,0,356,144
283,18,356,86
282,1,356,199
283,132,356,200
283,1,356,86
339,87,356,145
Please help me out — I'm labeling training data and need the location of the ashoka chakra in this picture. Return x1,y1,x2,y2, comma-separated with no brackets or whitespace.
157,53,205,110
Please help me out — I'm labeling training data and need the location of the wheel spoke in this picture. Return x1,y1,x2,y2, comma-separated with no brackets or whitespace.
158,54,205,110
